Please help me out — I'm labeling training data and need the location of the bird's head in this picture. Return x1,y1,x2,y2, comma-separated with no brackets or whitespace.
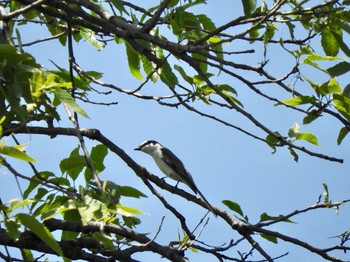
134,140,162,154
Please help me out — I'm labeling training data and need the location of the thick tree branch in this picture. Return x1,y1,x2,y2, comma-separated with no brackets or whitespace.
0,228,112,262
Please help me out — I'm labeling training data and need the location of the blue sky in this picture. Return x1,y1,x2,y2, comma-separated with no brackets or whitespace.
1,1,350,261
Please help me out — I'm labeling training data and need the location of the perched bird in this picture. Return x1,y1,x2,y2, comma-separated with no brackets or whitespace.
135,140,217,216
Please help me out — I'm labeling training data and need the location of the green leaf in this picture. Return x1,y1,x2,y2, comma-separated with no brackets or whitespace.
303,110,320,125
23,172,53,199
9,199,37,212
337,127,349,145
265,132,281,151
217,84,237,96
299,52,344,74
61,210,81,241
91,232,116,250
280,96,315,106
90,144,108,174
327,61,350,77
168,0,180,8
123,216,141,229
321,27,339,56
319,77,342,95
5,219,20,240
223,91,243,107
78,199,102,223
302,54,342,62
197,14,216,31
333,31,350,57
295,132,320,146
241,0,257,17
192,53,208,73
333,93,350,120
118,186,147,198
288,122,300,138
264,23,276,44
125,43,143,80
0,142,36,162
0,44,38,66
170,17,182,35
140,55,158,82
343,84,350,98
16,213,63,256
51,88,89,118
260,233,278,244
288,147,299,162
159,60,178,88
116,204,143,217
286,20,295,40
110,0,129,14
222,200,244,217
80,28,104,51
60,155,86,181
174,64,193,85
21,249,34,261
260,212,295,223
300,53,342,75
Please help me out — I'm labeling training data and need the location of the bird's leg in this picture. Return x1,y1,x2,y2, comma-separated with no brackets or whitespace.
175,181,180,188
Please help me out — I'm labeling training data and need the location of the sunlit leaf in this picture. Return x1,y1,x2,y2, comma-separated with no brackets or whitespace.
116,204,143,217
295,132,320,146
321,27,339,56
333,93,350,120
9,199,37,212
80,28,104,51
0,142,36,162
319,77,342,95
140,55,158,82
280,96,315,106
78,200,102,223
51,88,89,118
5,220,20,240
125,42,143,80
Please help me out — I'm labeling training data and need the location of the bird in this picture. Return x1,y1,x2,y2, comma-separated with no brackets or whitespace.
135,140,217,216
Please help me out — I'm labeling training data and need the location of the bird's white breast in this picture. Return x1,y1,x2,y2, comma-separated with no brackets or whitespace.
151,149,183,182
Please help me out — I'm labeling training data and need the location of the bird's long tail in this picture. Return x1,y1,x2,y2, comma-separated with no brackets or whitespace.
196,189,218,217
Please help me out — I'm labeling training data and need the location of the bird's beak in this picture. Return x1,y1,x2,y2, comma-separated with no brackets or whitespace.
134,146,141,151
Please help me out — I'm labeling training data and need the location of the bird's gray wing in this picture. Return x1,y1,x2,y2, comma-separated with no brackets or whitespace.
161,147,198,193
162,148,217,217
